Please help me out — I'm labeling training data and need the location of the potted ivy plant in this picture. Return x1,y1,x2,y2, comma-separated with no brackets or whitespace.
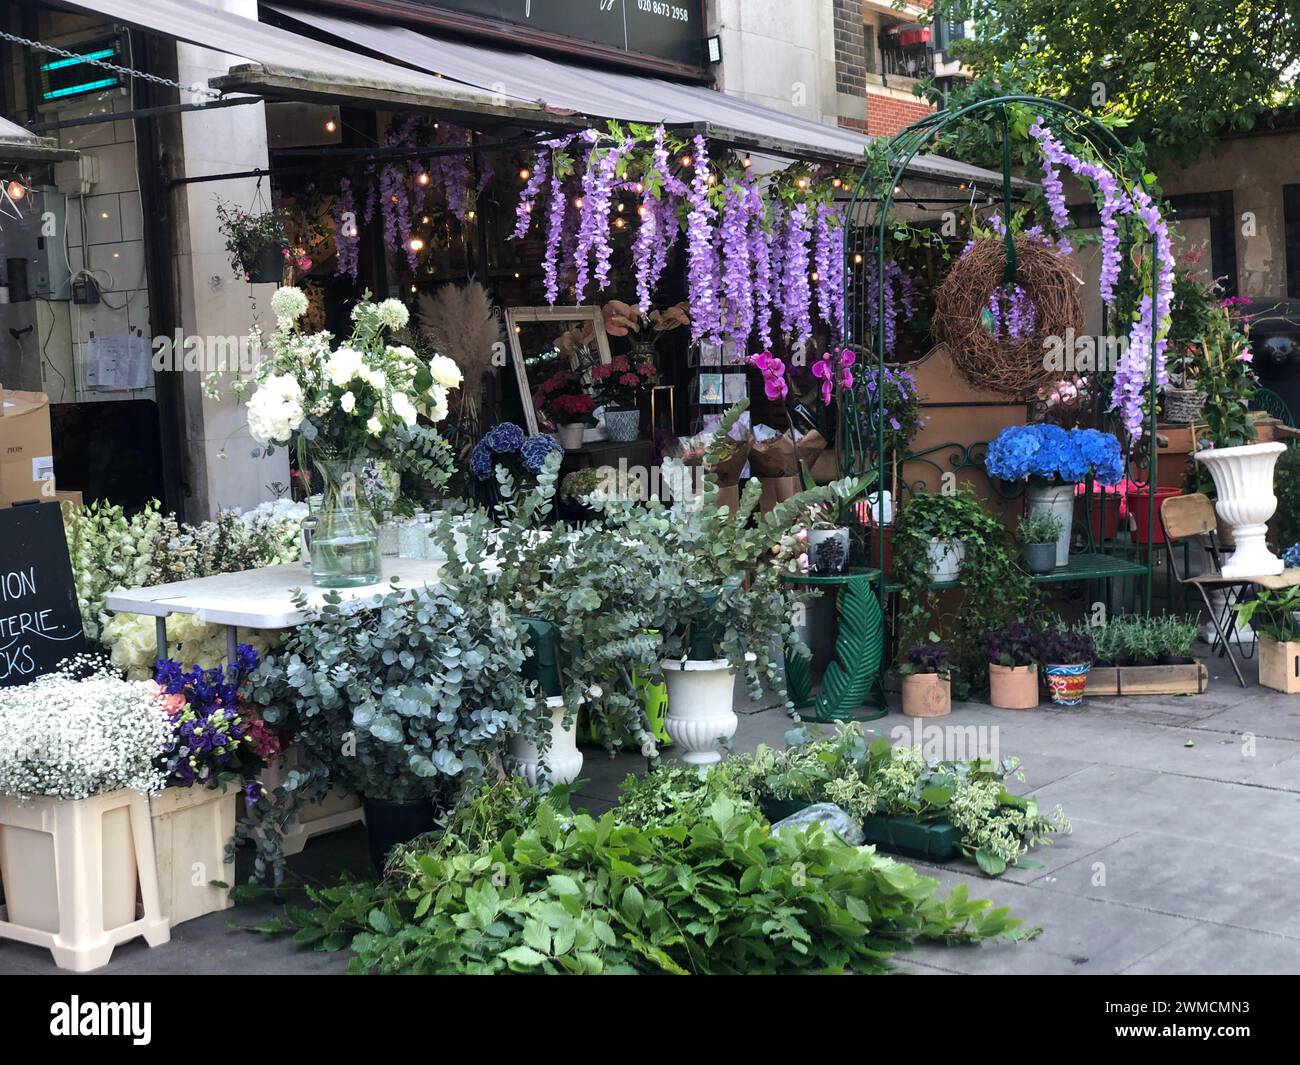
1034,625,1095,707
215,197,289,284
1017,511,1062,576
898,637,952,717
982,622,1040,710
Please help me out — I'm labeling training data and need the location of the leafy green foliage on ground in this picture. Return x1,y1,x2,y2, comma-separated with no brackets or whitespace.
253,773,1035,974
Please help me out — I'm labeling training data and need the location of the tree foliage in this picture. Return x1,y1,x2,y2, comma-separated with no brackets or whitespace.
927,1,1300,166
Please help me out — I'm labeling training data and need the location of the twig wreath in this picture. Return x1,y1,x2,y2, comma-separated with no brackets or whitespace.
933,234,1084,401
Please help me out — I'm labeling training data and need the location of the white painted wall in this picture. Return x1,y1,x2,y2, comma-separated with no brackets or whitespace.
168,0,289,518
710,0,839,125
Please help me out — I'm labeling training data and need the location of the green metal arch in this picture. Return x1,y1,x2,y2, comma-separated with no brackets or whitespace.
841,94,1163,614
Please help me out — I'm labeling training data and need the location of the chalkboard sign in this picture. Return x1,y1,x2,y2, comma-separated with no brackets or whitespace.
0,502,87,686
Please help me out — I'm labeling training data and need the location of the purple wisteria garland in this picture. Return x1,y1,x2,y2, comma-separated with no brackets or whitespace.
686,134,720,343
1029,117,1174,438
332,177,359,280
865,257,914,355
506,124,844,352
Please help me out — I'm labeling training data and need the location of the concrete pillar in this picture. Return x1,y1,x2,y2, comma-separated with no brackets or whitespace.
167,0,288,519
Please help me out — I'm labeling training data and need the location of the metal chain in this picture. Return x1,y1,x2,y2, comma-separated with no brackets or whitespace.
0,28,222,100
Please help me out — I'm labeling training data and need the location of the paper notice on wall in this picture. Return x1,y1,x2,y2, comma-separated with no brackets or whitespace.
86,334,151,391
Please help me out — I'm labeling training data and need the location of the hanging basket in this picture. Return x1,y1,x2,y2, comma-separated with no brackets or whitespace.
933,236,1084,401
245,243,286,284
1162,385,1206,424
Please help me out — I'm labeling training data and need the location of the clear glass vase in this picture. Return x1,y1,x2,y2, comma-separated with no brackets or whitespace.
310,454,382,588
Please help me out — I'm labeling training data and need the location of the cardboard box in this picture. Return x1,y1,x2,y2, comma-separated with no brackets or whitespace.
0,389,54,506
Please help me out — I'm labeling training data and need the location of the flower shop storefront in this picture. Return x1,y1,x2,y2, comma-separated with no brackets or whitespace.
4,2,1300,980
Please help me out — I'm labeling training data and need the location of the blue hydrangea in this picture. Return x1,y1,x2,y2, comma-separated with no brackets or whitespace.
986,424,1124,486
521,434,562,473
485,422,525,454
1285,543,1300,568
469,440,494,481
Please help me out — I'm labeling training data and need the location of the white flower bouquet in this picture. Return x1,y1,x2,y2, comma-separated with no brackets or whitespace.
0,659,171,799
245,288,462,460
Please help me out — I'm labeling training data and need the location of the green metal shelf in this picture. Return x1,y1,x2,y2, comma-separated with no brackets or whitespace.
878,552,1147,594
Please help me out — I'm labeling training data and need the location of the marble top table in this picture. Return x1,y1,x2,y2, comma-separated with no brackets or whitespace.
106,557,453,660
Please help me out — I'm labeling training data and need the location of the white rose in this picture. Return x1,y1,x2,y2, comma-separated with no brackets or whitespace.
427,354,464,390
376,299,410,331
366,416,383,436
326,347,364,387
339,391,356,413
246,374,304,444
362,367,386,390
427,386,449,424
391,392,418,426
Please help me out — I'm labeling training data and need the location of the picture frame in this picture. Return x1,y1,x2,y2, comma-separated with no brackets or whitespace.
505,305,612,435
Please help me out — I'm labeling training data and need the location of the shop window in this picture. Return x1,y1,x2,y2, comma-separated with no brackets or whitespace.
1285,183,1300,299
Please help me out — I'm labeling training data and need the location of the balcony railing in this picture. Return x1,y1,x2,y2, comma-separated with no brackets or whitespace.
878,39,935,80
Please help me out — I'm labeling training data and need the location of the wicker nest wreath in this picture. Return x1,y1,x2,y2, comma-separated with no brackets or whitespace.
933,235,1084,400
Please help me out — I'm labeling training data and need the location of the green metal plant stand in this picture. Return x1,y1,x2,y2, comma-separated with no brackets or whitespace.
782,570,887,722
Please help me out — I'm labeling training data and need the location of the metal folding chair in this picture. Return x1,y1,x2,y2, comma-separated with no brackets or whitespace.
1160,493,1300,686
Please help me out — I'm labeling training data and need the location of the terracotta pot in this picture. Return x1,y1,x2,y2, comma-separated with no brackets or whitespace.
901,672,951,717
988,663,1039,710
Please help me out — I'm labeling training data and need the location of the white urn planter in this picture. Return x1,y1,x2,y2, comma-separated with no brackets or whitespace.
0,789,170,972
1195,442,1287,577
149,786,236,926
927,539,966,583
509,696,584,788
661,658,738,766
1026,482,1076,567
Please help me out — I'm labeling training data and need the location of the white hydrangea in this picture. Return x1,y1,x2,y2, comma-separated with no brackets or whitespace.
270,285,309,324
0,661,171,799
325,346,364,387
376,299,410,331
427,354,464,390
246,373,304,445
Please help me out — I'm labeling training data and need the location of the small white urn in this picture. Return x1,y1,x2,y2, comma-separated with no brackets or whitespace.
508,696,584,788
661,658,738,765
1195,442,1286,577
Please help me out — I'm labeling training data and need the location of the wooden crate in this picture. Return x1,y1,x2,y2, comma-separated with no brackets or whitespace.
1085,663,1209,697
1258,638,1300,694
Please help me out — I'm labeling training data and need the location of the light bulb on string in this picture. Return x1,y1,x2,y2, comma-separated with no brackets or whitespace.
6,179,27,201
417,172,431,187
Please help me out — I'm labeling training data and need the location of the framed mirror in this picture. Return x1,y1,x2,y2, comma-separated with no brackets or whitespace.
505,306,612,434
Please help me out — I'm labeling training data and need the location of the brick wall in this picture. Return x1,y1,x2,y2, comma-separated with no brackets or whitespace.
833,0,866,97
862,91,936,136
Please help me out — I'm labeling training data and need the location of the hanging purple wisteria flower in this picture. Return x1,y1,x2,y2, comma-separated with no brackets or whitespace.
781,203,813,345
513,149,549,240
333,177,359,280
686,134,719,344
719,179,755,345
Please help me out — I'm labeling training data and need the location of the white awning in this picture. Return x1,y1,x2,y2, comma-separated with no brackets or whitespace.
0,114,78,162
60,0,549,122
267,3,998,180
